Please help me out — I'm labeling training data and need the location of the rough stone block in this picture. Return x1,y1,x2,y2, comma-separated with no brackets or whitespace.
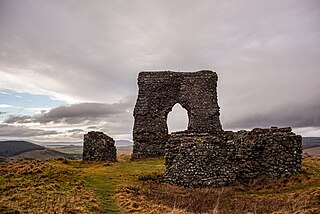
83,131,116,161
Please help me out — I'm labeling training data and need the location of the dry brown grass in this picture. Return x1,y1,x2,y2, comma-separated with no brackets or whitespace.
0,159,99,213
116,157,320,214
1,156,320,213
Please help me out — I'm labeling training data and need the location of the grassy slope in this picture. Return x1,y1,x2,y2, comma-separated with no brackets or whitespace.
1,156,320,213
0,141,44,157
0,159,99,213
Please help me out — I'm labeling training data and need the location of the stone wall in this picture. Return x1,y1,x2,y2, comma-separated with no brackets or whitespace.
165,127,302,187
132,70,222,159
83,131,116,161
132,70,302,187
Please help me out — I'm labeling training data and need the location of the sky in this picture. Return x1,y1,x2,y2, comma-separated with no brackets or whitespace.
0,0,319,143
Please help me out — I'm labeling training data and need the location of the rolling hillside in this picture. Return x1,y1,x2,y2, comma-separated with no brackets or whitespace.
302,137,320,148
0,141,44,157
0,141,80,161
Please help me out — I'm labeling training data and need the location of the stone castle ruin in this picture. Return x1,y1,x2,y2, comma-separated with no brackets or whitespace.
132,70,222,159
132,70,302,187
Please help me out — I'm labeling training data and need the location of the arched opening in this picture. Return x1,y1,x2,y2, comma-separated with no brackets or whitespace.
167,103,189,134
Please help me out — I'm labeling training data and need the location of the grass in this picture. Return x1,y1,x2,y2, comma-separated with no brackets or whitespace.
0,159,99,213
0,155,320,213
116,156,320,213
80,155,165,213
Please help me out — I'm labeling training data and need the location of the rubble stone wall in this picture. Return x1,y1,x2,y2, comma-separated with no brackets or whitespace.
132,70,222,159
83,131,116,161
165,127,302,187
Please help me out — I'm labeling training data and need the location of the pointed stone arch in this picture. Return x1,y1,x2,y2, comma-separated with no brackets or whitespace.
132,70,223,159
167,103,189,134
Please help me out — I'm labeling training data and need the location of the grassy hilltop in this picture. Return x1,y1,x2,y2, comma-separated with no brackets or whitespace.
1,155,320,213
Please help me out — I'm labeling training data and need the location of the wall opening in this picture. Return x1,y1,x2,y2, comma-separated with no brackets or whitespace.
167,103,189,134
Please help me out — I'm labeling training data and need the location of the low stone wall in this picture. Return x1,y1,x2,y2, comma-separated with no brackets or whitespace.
83,131,116,161
165,127,302,187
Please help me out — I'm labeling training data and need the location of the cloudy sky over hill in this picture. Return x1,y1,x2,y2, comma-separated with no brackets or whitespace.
0,0,319,142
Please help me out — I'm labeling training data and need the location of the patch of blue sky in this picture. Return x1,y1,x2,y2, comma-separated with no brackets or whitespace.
0,89,67,119
0,89,67,108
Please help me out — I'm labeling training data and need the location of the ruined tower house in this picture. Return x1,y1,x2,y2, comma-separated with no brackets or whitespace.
132,70,222,159
132,70,302,187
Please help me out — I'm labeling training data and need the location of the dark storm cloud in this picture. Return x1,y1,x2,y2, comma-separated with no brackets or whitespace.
4,96,135,125
0,124,58,137
0,0,319,137
225,99,320,129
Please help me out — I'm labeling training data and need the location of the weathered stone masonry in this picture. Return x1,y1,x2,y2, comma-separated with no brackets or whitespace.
132,70,302,187
132,70,222,159
83,131,116,161
165,128,302,187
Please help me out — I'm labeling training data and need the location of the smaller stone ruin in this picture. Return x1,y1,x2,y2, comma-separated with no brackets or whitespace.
83,131,116,161
165,127,302,187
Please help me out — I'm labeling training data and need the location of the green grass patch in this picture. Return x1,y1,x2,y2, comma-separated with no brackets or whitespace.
80,157,164,213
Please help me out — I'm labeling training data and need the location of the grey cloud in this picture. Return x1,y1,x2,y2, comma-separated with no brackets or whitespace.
87,126,99,130
36,102,129,124
67,129,84,133
4,115,33,123
224,98,320,130
1,0,318,103
0,112,6,115
4,96,135,125
0,124,59,137
0,0,319,138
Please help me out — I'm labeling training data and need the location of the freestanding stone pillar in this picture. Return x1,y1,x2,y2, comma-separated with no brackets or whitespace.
132,70,223,159
83,131,116,161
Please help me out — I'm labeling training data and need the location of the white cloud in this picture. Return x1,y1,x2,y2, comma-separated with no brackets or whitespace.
0,104,16,108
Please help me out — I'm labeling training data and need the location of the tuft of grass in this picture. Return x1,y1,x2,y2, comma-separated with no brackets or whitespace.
0,159,99,213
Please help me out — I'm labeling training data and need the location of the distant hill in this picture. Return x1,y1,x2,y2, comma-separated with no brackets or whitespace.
302,137,320,149
117,146,133,155
2,137,317,161
35,140,132,148
46,140,133,155
0,140,44,157
0,140,80,162
115,140,133,147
